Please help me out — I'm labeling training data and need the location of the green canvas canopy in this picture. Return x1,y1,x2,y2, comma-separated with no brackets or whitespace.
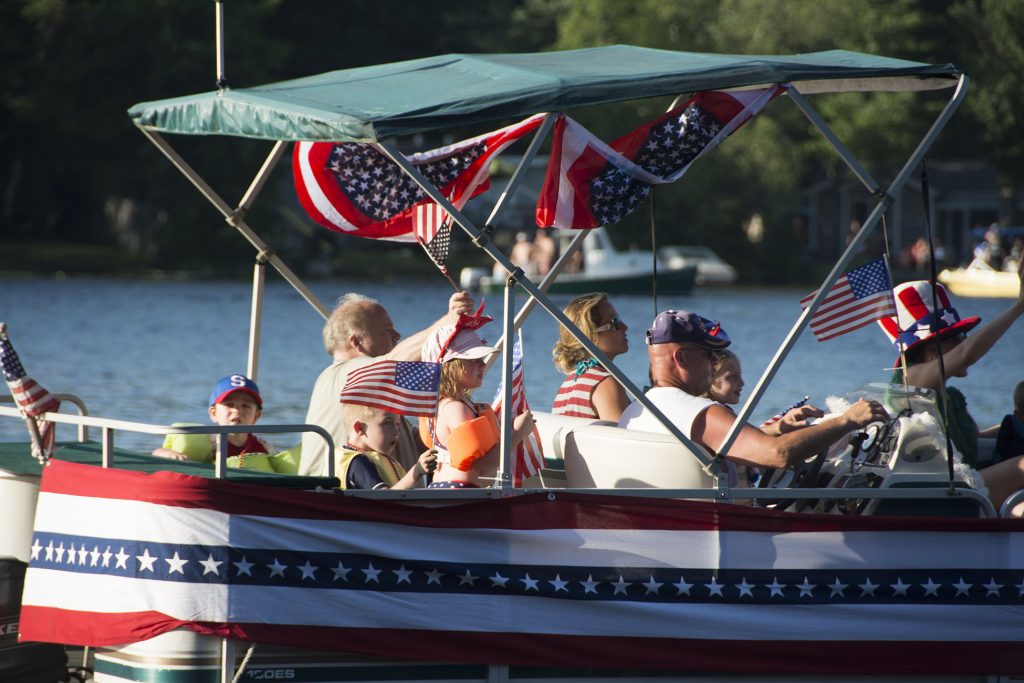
128,45,960,143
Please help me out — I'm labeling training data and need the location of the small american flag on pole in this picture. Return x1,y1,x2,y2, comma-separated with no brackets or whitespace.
491,332,544,485
0,322,59,463
340,360,440,418
413,201,449,246
800,258,898,342
759,396,810,429
414,201,453,279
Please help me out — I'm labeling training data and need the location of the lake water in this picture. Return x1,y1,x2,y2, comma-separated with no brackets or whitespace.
2,276,1021,452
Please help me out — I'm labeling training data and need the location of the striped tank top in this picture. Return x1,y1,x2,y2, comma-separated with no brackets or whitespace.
552,367,611,418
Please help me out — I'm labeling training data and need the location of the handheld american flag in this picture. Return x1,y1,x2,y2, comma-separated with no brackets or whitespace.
294,114,544,241
0,322,59,463
414,201,453,280
491,331,544,485
340,360,440,418
536,87,781,230
759,396,810,429
800,258,898,342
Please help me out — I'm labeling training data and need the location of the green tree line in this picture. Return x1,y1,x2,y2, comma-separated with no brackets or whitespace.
2,0,1022,280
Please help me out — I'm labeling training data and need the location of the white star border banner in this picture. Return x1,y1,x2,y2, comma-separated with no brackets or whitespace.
20,460,1024,675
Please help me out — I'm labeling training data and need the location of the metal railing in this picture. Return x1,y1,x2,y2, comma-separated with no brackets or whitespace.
0,393,90,441
0,404,335,479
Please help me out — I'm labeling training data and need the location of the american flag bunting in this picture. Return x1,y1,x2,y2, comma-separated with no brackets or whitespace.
294,114,544,241
536,87,781,230
19,459,1024,675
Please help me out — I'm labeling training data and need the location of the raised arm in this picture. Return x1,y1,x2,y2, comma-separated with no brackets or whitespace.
386,291,476,362
695,399,888,469
907,261,1024,390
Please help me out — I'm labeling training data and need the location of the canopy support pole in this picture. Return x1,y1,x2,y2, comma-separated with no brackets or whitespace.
247,255,267,381
483,231,589,370
484,114,555,230
786,88,881,194
497,271,519,491
138,130,330,320
376,140,716,474
717,75,969,460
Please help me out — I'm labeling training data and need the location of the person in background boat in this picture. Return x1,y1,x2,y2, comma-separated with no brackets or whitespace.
705,349,823,435
971,224,1005,270
618,310,887,476
532,229,557,277
1006,237,1023,273
152,374,277,461
880,268,1024,511
552,293,630,421
993,380,1024,463
337,403,437,490
421,323,534,488
300,291,476,477
510,231,538,278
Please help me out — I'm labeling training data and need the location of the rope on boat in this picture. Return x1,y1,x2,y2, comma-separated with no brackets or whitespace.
231,643,256,683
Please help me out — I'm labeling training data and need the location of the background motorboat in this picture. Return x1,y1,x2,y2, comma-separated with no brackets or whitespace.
474,227,697,295
938,261,1021,298
657,245,738,285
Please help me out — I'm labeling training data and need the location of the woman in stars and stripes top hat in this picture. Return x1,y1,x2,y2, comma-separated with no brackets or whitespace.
879,263,1024,513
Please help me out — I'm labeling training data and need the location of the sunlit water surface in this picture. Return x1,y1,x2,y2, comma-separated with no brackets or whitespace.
2,277,1021,451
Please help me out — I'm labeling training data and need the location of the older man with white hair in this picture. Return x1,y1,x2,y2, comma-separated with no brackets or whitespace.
300,291,475,476
619,309,887,475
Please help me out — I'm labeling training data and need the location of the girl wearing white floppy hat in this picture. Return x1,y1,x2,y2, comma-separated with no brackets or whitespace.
880,261,1024,512
420,318,535,488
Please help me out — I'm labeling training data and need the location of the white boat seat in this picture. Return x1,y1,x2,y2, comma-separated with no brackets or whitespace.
533,411,616,459
564,425,716,489
521,411,615,489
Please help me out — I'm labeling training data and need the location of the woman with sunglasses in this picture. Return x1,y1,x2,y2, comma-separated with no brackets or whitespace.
880,264,1024,513
552,292,630,420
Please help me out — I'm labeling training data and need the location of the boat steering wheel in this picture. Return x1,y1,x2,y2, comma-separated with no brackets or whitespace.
755,447,829,512
851,411,906,467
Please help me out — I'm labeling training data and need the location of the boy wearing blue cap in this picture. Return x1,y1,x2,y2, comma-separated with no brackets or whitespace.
153,374,277,461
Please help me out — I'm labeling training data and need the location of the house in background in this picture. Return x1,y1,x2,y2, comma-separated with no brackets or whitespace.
801,160,1003,269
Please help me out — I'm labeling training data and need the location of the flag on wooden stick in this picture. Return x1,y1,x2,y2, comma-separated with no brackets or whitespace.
491,331,544,485
0,322,59,463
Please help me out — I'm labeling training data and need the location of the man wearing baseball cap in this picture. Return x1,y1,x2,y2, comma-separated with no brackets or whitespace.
618,310,889,475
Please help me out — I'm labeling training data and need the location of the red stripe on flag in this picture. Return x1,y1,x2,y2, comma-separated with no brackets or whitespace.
19,606,1024,674
295,114,543,241
33,459,1024,532
800,258,896,342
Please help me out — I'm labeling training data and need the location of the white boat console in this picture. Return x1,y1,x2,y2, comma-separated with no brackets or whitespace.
532,382,993,517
